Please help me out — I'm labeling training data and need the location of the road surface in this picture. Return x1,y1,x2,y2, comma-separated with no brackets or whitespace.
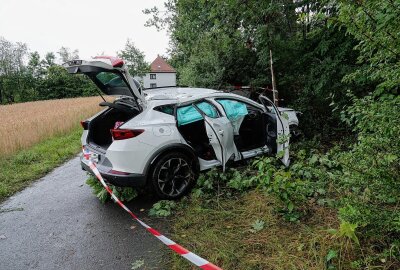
0,156,167,270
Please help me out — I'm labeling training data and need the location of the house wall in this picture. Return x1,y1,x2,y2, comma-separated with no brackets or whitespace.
137,72,176,88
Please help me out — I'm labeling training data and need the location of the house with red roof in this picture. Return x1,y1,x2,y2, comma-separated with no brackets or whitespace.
140,55,176,89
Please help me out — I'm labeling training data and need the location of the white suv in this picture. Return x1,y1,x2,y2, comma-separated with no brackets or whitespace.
65,57,296,199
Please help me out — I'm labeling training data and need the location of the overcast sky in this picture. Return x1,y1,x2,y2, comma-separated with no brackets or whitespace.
0,0,169,62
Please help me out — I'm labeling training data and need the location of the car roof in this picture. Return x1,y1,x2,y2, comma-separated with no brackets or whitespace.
144,87,222,103
142,87,269,111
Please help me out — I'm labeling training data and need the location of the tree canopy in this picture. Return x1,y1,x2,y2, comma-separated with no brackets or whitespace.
118,39,150,77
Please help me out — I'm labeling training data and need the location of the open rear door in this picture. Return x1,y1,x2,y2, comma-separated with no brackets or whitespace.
203,115,237,171
259,95,290,166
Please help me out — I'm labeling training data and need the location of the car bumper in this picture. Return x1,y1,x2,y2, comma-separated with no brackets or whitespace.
80,155,147,187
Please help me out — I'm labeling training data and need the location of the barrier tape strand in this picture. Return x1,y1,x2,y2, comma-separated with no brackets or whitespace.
87,159,222,270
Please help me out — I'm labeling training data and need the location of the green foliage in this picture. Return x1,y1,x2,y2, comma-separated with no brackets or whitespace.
85,176,138,204
253,95,400,244
0,37,28,103
38,65,97,100
118,39,150,77
112,185,138,203
329,221,360,246
250,219,265,233
334,95,400,238
145,0,298,88
326,249,337,262
149,200,176,217
337,0,400,96
252,147,337,222
0,37,98,104
143,1,400,267
192,167,257,198
325,249,338,270
144,1,370,138
86,176,109,203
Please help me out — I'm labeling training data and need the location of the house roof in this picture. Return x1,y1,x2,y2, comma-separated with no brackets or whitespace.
150,55,176,73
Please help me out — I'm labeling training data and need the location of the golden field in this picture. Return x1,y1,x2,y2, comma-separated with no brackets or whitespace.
0,97,102,156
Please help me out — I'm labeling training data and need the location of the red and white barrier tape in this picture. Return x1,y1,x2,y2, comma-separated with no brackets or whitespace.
87,159,222,270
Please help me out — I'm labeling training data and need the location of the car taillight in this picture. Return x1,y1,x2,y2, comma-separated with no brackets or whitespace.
108,169,130,175
110,129,144,140
80,120,89,130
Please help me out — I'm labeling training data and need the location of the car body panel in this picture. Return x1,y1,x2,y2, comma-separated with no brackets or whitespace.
276,107,299,126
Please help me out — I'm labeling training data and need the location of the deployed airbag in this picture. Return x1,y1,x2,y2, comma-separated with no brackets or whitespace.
177,102,218,126
217,99,248,120
217,99,248,134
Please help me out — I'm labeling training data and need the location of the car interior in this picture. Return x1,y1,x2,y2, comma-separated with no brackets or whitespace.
233,103,267,152
177,98,279,161
177,119,217,160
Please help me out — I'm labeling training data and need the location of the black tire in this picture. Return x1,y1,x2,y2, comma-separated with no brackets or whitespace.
150,152,198,199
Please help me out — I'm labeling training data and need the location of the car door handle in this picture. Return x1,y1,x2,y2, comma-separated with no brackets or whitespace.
218,129,224,135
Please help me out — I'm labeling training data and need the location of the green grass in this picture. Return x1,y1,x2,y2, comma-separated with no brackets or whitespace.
169,191,340,270
0,127,82,201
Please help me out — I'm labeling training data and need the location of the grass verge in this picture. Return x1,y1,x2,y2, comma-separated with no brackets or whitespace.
169,191,340,270
0,127,82,202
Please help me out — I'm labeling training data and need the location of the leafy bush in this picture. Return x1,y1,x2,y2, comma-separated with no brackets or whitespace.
192,145,337,222
252,147,338,221
149,200,177,217
192,167,255,197
335,95,400,239
85,176,138,204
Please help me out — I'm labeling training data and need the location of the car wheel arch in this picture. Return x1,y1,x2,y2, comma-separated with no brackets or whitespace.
143,143,200,183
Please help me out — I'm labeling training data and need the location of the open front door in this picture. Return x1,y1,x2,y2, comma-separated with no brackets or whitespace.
259,95,290,166
176,101,238,171
203,115,237,171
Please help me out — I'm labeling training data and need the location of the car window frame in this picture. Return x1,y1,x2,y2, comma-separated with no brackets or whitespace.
193,100,221,119
174,99,223,124
212,97,264,120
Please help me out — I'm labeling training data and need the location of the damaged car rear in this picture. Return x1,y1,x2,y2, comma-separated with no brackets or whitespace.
64,57,292,199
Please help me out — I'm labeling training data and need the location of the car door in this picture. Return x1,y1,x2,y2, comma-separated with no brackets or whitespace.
259,95,290,166
193,101,237,171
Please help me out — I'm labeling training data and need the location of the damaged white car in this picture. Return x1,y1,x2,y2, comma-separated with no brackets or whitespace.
64,57,296,199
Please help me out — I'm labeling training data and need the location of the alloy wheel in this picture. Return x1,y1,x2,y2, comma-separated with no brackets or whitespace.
157,158,193,196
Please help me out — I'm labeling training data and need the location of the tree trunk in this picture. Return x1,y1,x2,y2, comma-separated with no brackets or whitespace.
269,50,278,106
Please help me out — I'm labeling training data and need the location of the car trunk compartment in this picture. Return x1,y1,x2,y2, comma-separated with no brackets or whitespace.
88,106,139,150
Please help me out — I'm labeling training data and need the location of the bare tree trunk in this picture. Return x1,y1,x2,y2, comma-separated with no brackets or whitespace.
307,2,310,33
0,79,3,104
270,49,278,106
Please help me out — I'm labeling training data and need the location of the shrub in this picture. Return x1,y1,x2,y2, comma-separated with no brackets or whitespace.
253,149,337,222
149,200,177,217
85,176,138,204
335,95,400,239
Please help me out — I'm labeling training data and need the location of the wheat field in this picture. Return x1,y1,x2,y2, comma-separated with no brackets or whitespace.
0,97,102,156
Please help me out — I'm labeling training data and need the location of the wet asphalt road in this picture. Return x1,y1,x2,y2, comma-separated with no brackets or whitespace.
0,156,167,270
